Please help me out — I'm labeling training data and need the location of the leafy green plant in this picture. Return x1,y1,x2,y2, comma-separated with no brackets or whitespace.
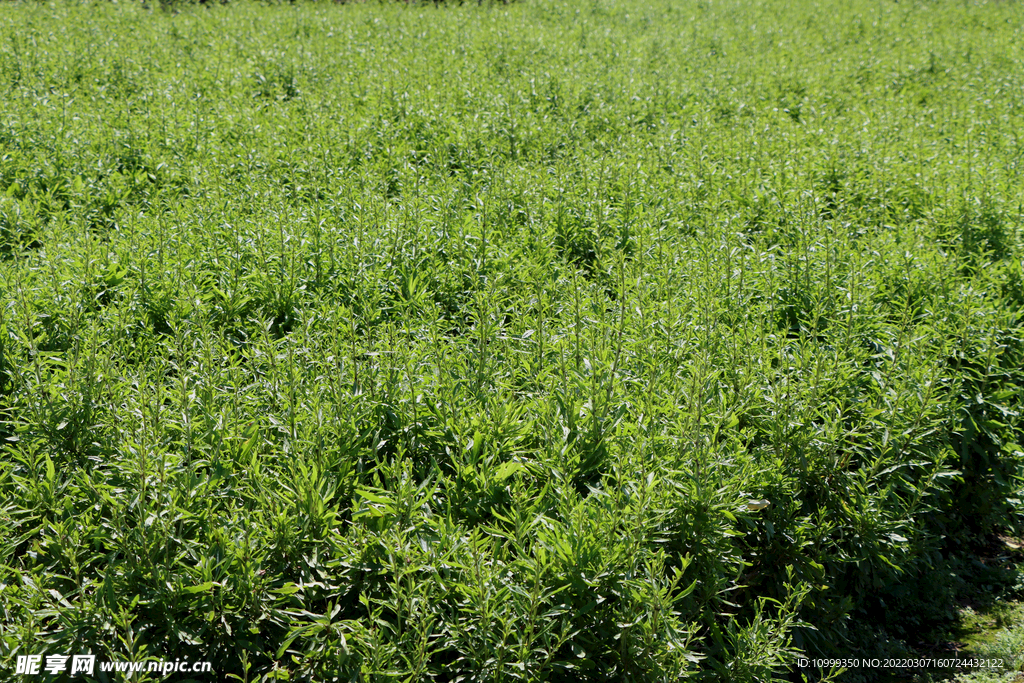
0,0,1023,680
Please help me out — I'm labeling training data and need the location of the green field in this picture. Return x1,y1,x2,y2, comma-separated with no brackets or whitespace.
2,0,1024,680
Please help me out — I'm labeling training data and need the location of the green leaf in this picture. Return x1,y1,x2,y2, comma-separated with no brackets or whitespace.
355,488,392,506
181,581,218,594
493,461,524,482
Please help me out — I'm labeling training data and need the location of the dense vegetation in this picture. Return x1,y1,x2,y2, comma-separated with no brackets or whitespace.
1,0,1023,680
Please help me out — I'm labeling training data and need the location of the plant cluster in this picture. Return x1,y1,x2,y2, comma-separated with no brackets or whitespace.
1,0,1023,680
